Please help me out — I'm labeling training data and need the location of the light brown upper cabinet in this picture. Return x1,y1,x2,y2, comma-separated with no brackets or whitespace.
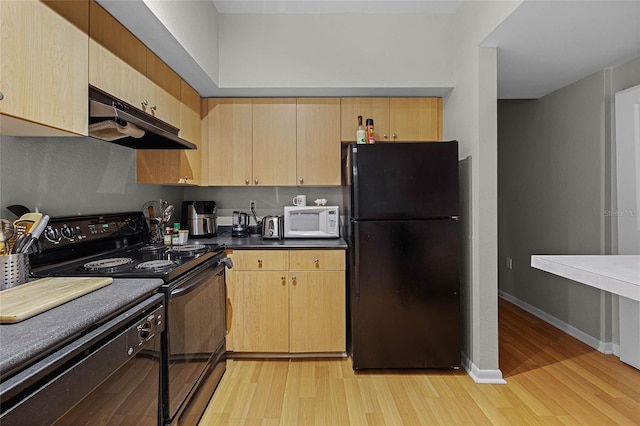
0,0,89,136
341,97,442,142
136,81,202,185
89,1,180,129
296,98,341,186
202,98,341,187
201,98,253,186
252,98,298,186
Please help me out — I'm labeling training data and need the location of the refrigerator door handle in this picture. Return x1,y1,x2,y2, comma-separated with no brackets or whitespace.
354,223,360,298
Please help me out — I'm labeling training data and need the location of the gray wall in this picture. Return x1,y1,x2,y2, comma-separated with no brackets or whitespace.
0,135,183,219
498,56,640,346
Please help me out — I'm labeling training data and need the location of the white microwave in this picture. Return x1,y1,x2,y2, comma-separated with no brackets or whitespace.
283,206,339,238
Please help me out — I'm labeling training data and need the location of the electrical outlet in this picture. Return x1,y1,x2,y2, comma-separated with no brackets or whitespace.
249,200,256,211
505,257,513,270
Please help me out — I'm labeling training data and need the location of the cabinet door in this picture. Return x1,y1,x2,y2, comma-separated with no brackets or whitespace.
228,271,289,352
1,0,88,135
389,97,442,141
289,250,345,271
296,98,341,186
178,80,201,184
202,99,252,186
146,50,181,128
340,98,389,142
289,271,346,353
89,1,148,109
252,98,297,186
231,250,289,271
136,81,203,185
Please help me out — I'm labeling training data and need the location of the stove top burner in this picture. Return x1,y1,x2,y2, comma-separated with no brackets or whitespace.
139,244,168,254
169,244,207,254
84,257,134,271
30,211,226,282
136,260,175,270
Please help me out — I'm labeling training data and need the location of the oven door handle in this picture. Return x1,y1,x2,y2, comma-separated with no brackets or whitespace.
171,265,224,298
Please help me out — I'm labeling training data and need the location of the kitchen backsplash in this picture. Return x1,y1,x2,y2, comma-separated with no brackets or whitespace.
0,135,342,223
183,186,342,225
0,136,183,219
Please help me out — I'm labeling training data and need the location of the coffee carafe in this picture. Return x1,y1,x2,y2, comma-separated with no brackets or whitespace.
181,201,217,237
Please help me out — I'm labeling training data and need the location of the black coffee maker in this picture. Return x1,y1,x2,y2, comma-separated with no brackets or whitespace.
181,201,217,237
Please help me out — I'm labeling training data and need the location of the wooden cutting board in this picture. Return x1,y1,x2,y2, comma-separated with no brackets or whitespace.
0,277,113,324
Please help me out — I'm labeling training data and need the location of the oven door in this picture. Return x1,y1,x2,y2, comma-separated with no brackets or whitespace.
163,259,226,425
0,295,164,426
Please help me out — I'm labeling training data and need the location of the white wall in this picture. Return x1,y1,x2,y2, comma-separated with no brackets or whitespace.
218,13,453,91
445,0,522,382
614,84,640,255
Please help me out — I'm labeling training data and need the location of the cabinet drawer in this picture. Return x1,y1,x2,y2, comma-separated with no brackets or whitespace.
231,250,288,270
289,250,345,271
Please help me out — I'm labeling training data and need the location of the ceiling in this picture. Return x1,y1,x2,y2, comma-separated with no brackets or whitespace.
212,0,463,15
101,1,640,99
483,0,640,98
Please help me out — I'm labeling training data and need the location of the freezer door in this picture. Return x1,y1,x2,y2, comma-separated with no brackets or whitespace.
349,142,459,219
350,219,460,369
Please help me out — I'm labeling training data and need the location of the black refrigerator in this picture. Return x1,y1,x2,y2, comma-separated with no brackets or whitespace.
342,142,461,370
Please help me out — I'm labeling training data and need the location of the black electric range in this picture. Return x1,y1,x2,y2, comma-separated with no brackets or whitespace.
30,211,225,282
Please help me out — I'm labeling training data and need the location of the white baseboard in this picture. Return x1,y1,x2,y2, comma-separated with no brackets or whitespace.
461,352,507,384
498,290,616,355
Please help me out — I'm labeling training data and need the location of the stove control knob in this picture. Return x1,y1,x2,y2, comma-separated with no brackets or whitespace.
61,224,75,240
44,227,61,244
125,218,138,231
138,320,153,342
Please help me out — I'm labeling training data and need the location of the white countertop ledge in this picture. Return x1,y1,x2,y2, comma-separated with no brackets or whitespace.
531,255,640,302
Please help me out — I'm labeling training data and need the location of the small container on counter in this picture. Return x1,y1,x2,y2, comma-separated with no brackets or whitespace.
1,252,30,290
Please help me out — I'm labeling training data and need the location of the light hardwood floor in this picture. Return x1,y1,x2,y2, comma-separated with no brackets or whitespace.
200,298,640,425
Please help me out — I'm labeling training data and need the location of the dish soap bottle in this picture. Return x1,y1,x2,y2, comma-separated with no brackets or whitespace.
356,115,366,144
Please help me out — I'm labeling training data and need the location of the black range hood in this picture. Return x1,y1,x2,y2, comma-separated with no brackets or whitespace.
88,86,196,150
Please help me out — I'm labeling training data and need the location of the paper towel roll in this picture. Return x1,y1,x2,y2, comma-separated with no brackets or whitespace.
88,120,145,141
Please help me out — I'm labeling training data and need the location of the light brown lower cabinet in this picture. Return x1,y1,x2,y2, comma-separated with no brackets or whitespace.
226,249,346,354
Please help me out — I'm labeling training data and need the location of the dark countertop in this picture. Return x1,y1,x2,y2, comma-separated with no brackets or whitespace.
191,227,348,250
0,278,163,378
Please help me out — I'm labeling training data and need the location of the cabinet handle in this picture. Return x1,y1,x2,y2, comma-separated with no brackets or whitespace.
314,258,319,267
254,179,259,185
257,259,263,268
281,276,286,285
292,275,297,286
0,91,4,100
141,99,148,107
299,178,304,184
151,105,157,111
383,134,388,139
245,179,250,185
392,133,397,139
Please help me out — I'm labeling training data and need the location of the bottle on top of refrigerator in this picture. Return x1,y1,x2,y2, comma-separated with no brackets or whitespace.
356,116,366,144
366,118,375,144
